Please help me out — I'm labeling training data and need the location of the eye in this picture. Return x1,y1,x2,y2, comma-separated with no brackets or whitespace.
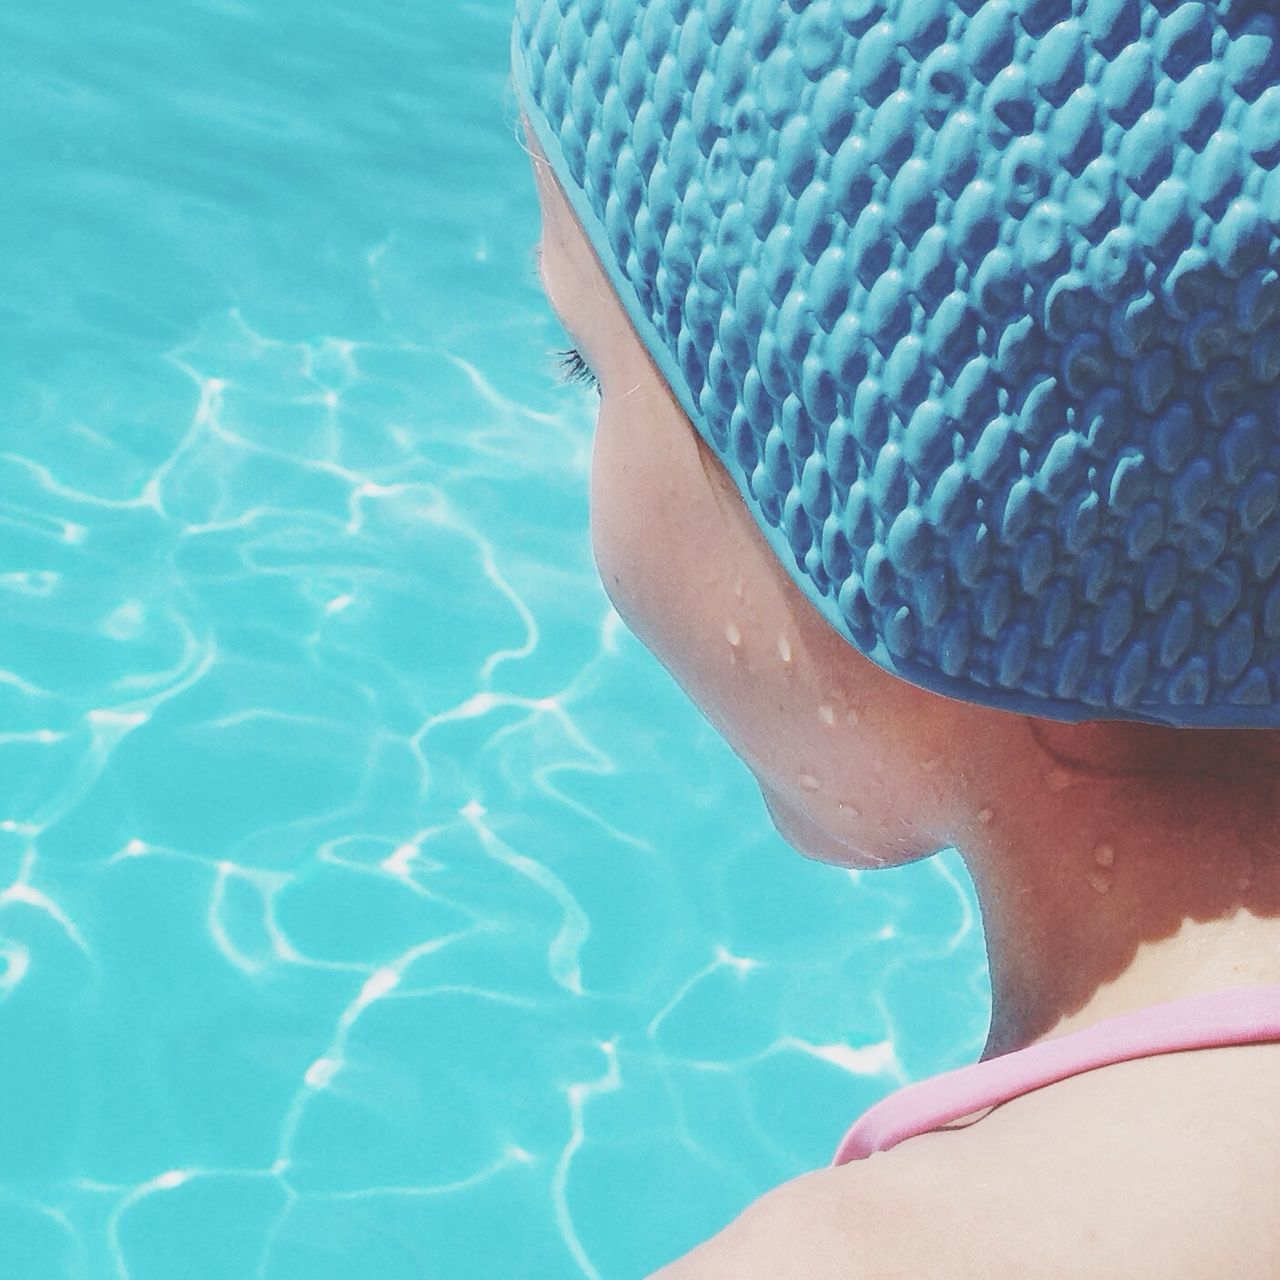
551,346,601,396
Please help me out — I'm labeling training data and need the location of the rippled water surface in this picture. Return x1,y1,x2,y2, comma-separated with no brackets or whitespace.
0,3,989,1276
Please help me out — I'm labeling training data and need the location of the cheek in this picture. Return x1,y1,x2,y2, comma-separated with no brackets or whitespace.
585,395,797,770
586,389,947,867
587,400,644,625
587,396,710,648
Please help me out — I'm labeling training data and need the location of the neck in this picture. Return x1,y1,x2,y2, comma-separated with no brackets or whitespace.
957,722,1280,1060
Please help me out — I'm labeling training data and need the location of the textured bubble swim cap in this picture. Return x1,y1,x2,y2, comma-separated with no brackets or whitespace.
513,0,1280,727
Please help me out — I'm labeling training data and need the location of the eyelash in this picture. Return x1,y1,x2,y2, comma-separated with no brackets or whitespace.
552,347,601,395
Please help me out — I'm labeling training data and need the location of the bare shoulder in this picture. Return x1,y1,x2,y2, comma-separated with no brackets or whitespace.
647,1043,1280,1280
646,1160,965,1280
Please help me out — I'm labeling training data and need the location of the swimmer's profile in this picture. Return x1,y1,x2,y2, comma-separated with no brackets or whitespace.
514,2,1280,1275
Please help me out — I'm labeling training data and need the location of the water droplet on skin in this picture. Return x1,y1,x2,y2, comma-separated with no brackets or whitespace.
818,704,836,725
1087,869,1112,894
734,577,745,599
1045,767,1072,792
977,807,994,825
846,708,861,726
725,622,742,648
778,636,793,664
798,773,820,792
1093,842,1115,868
837,801,862,818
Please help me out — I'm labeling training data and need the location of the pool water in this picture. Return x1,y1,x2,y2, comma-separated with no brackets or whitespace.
0,2,990,1276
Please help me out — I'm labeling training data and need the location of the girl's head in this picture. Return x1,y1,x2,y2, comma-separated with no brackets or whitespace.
534,143,961,868
532,144,1280,876
517,1,1280,869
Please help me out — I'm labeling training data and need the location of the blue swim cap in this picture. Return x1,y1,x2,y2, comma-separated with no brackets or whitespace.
513,0,1280,727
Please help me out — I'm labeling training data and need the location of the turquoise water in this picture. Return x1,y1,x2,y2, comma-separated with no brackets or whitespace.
0,2,989,1276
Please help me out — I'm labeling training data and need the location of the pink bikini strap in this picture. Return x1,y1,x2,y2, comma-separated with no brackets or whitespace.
832,984,1280,1166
